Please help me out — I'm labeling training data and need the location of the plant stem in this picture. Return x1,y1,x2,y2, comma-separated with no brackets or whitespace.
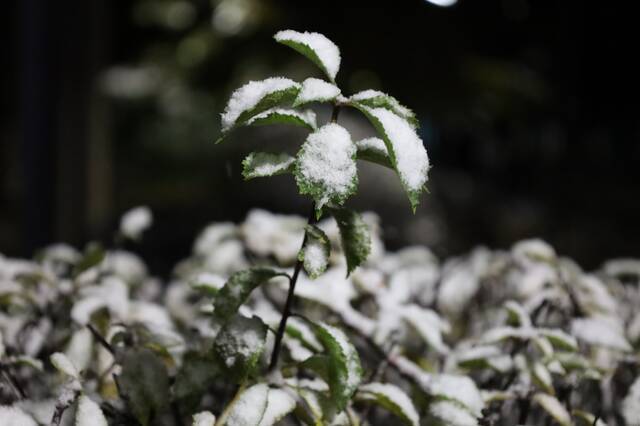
268,204,316,372
331,103,341,123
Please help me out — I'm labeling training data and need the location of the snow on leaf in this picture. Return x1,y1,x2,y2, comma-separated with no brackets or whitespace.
192,411,216,426
532,362,555,394
223,383,269,426
429,375,484,417
299,225,330,279
504,300,532,328
456,346,512,373
213,268,285,322
294,78,341,106
308,321,363,411
242,209,305,264
353,106,429,211
327,208,371,276
120,206,153,241
245,107,317,130
295,123,358,213
242,152,295,180
537,328,579,352
571,316,632,351
219,77,300,135
50,352,80,380
357,382,420,426
213,314,267,381
76,395,108,426
402,304,450,355
355,137,392,168
274,30,341,82
350,90,418,128
428,400,478,426
0,406,38,426
258,388,296,426
480,326,536,344
533,393,572,426
622,377,640,426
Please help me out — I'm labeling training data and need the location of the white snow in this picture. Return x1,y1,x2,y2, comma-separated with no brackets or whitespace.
225,383,269,426
64,328,94,373
533,393,571,425
571,316,632,351
76,395,108,426
429,400,478,426
192,411,216,426
364,107,429,194
242,209,305,264
296,123,357,209
623,377,640,425
356,137,388,158
258,388,296,426
243,152,295,179
50,352,80,380
0,406,38,426
429,374,484,416
351,90,413,119
359,382,419,426
193,222,236,256
246,107,317,129
119,206,152,240
302,241,327,278
274,30,341,81
295,78,341,105
221,77,300,131
402,304,450,354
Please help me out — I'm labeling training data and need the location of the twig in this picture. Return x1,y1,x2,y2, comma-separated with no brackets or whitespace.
50,387,80,426
87,324,115,355
0,364,27,399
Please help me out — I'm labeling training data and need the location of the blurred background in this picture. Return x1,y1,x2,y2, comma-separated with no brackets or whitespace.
2,0,639,274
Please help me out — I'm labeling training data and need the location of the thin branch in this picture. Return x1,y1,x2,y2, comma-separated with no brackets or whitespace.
87,324,115,355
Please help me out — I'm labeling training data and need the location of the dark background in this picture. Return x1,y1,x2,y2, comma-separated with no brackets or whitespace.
2,0,639,274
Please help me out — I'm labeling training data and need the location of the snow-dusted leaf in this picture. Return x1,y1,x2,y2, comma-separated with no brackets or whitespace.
50,352,80,380
219,77,300,137
504,300,532,328
72,243,105,278
456,346,512,373
331,208,371,276
353,106,429,211
213,314,267,381
571,316,632,351
350,90,418,128
258,388,296,426
245,107,317,130
294,78,341,106
299,225,330,279
242,152,295,180
428,400,478,426
429,374,484,417
294,123,357,213
402,305,450,355
214,268,285,322
533,336,555,357
192,411,216,426
221,383,269,426
480,326,536,344
308,321,363,411
76,395,108,426
533,393,571,426
274,30,341,82
0,406,38,426
355,137,392,168
120,206,152,241
117,348,170,426
357,382,419,426
532,362,555,394
538,328,579,352
622,377,640,426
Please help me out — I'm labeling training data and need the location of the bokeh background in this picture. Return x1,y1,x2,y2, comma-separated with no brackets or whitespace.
3,0,639,274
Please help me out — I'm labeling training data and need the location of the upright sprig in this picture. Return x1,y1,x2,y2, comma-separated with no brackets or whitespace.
213,29,430,423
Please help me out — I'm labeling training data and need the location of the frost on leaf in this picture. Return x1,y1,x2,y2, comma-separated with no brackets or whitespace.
242,152,295,180
219,77,300,135
533,393,572,426
76,395,108,426
274,30,341,82
50,352,80,380
350,90,418,128
355,137,392,168
295,123,358,213
622,377,640,426
330,208,371,276
357,382,420,426
245,107,317,130
223,383,269,426
308,321,362,411
214,268,284,322
428,400,478,426
213,314,267,381
294,78,341,106
299,225,330,279
258,388,297,426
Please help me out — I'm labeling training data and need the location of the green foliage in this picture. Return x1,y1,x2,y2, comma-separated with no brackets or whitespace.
299,225,330,279
242,152,295,180
213,314,268,381
330,207,371,276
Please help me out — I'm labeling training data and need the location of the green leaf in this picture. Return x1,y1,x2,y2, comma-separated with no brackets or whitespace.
357,382,420,426
173,352,220,412
330,208,371,276
294,123,358,214
307,321,363,412
456,346,513,373
355,137,392,168
538,328,579,352
350,104,429,212
50,352,80,380
218,77,301,142
533,393,572,426
213,268,285,322
428,400,478,426
299,225,331,279
117,348,170,426
246,108,317,130
504,300,532,328
219,383,269,426
532,362,555,395
242,152,295,180
213,314,268,382
293,78,341,107
274,30,341,82
350,90,419,128
72,242,105,278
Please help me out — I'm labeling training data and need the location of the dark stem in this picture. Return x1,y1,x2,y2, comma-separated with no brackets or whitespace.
50,390,79,426
331,104,341,123
268,204,316,372
517,397,531,424
87,324,115,355
0,365,27,399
